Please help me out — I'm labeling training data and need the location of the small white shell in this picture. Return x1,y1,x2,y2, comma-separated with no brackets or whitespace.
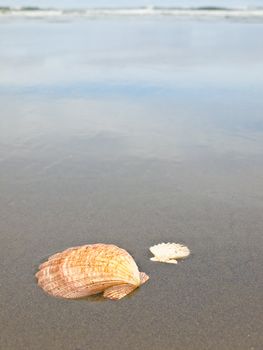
149,242,190,264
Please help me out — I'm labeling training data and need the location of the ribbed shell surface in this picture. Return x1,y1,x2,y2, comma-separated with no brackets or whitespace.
149,242,190,261
36,244,142,299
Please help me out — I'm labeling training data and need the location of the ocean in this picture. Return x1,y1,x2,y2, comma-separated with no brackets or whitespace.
1,0,263,21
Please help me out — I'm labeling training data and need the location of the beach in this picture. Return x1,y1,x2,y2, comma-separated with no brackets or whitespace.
0,17,263,349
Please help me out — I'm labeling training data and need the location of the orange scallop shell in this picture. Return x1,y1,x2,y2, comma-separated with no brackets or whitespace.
36,243,149,300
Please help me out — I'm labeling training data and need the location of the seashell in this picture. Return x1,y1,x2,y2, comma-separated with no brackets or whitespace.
35,243,149,300
149,242,190,264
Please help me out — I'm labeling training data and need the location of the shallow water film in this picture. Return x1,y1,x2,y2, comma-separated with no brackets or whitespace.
0,17,263,350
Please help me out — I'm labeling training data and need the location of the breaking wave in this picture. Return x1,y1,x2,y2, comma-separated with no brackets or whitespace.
1,6,263,21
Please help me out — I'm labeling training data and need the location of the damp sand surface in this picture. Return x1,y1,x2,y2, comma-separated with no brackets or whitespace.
0,18,263,350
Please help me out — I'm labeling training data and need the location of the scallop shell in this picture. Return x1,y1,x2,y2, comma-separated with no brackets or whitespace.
36,243,149,300
149,242,190,264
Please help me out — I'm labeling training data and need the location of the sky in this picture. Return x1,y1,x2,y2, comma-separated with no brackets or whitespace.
1,0,263,9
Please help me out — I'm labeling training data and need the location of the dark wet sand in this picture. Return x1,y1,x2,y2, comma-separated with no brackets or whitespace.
1,19,263,350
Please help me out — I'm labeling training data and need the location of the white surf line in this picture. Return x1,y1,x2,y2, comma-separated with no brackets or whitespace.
1,8,263,20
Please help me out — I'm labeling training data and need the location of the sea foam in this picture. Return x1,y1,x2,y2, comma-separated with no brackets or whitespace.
1,6,263,21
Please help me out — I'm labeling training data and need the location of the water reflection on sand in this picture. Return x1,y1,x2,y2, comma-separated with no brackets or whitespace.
0,18,263,350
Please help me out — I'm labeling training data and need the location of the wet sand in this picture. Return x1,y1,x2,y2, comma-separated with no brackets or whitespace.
0,18,263,350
